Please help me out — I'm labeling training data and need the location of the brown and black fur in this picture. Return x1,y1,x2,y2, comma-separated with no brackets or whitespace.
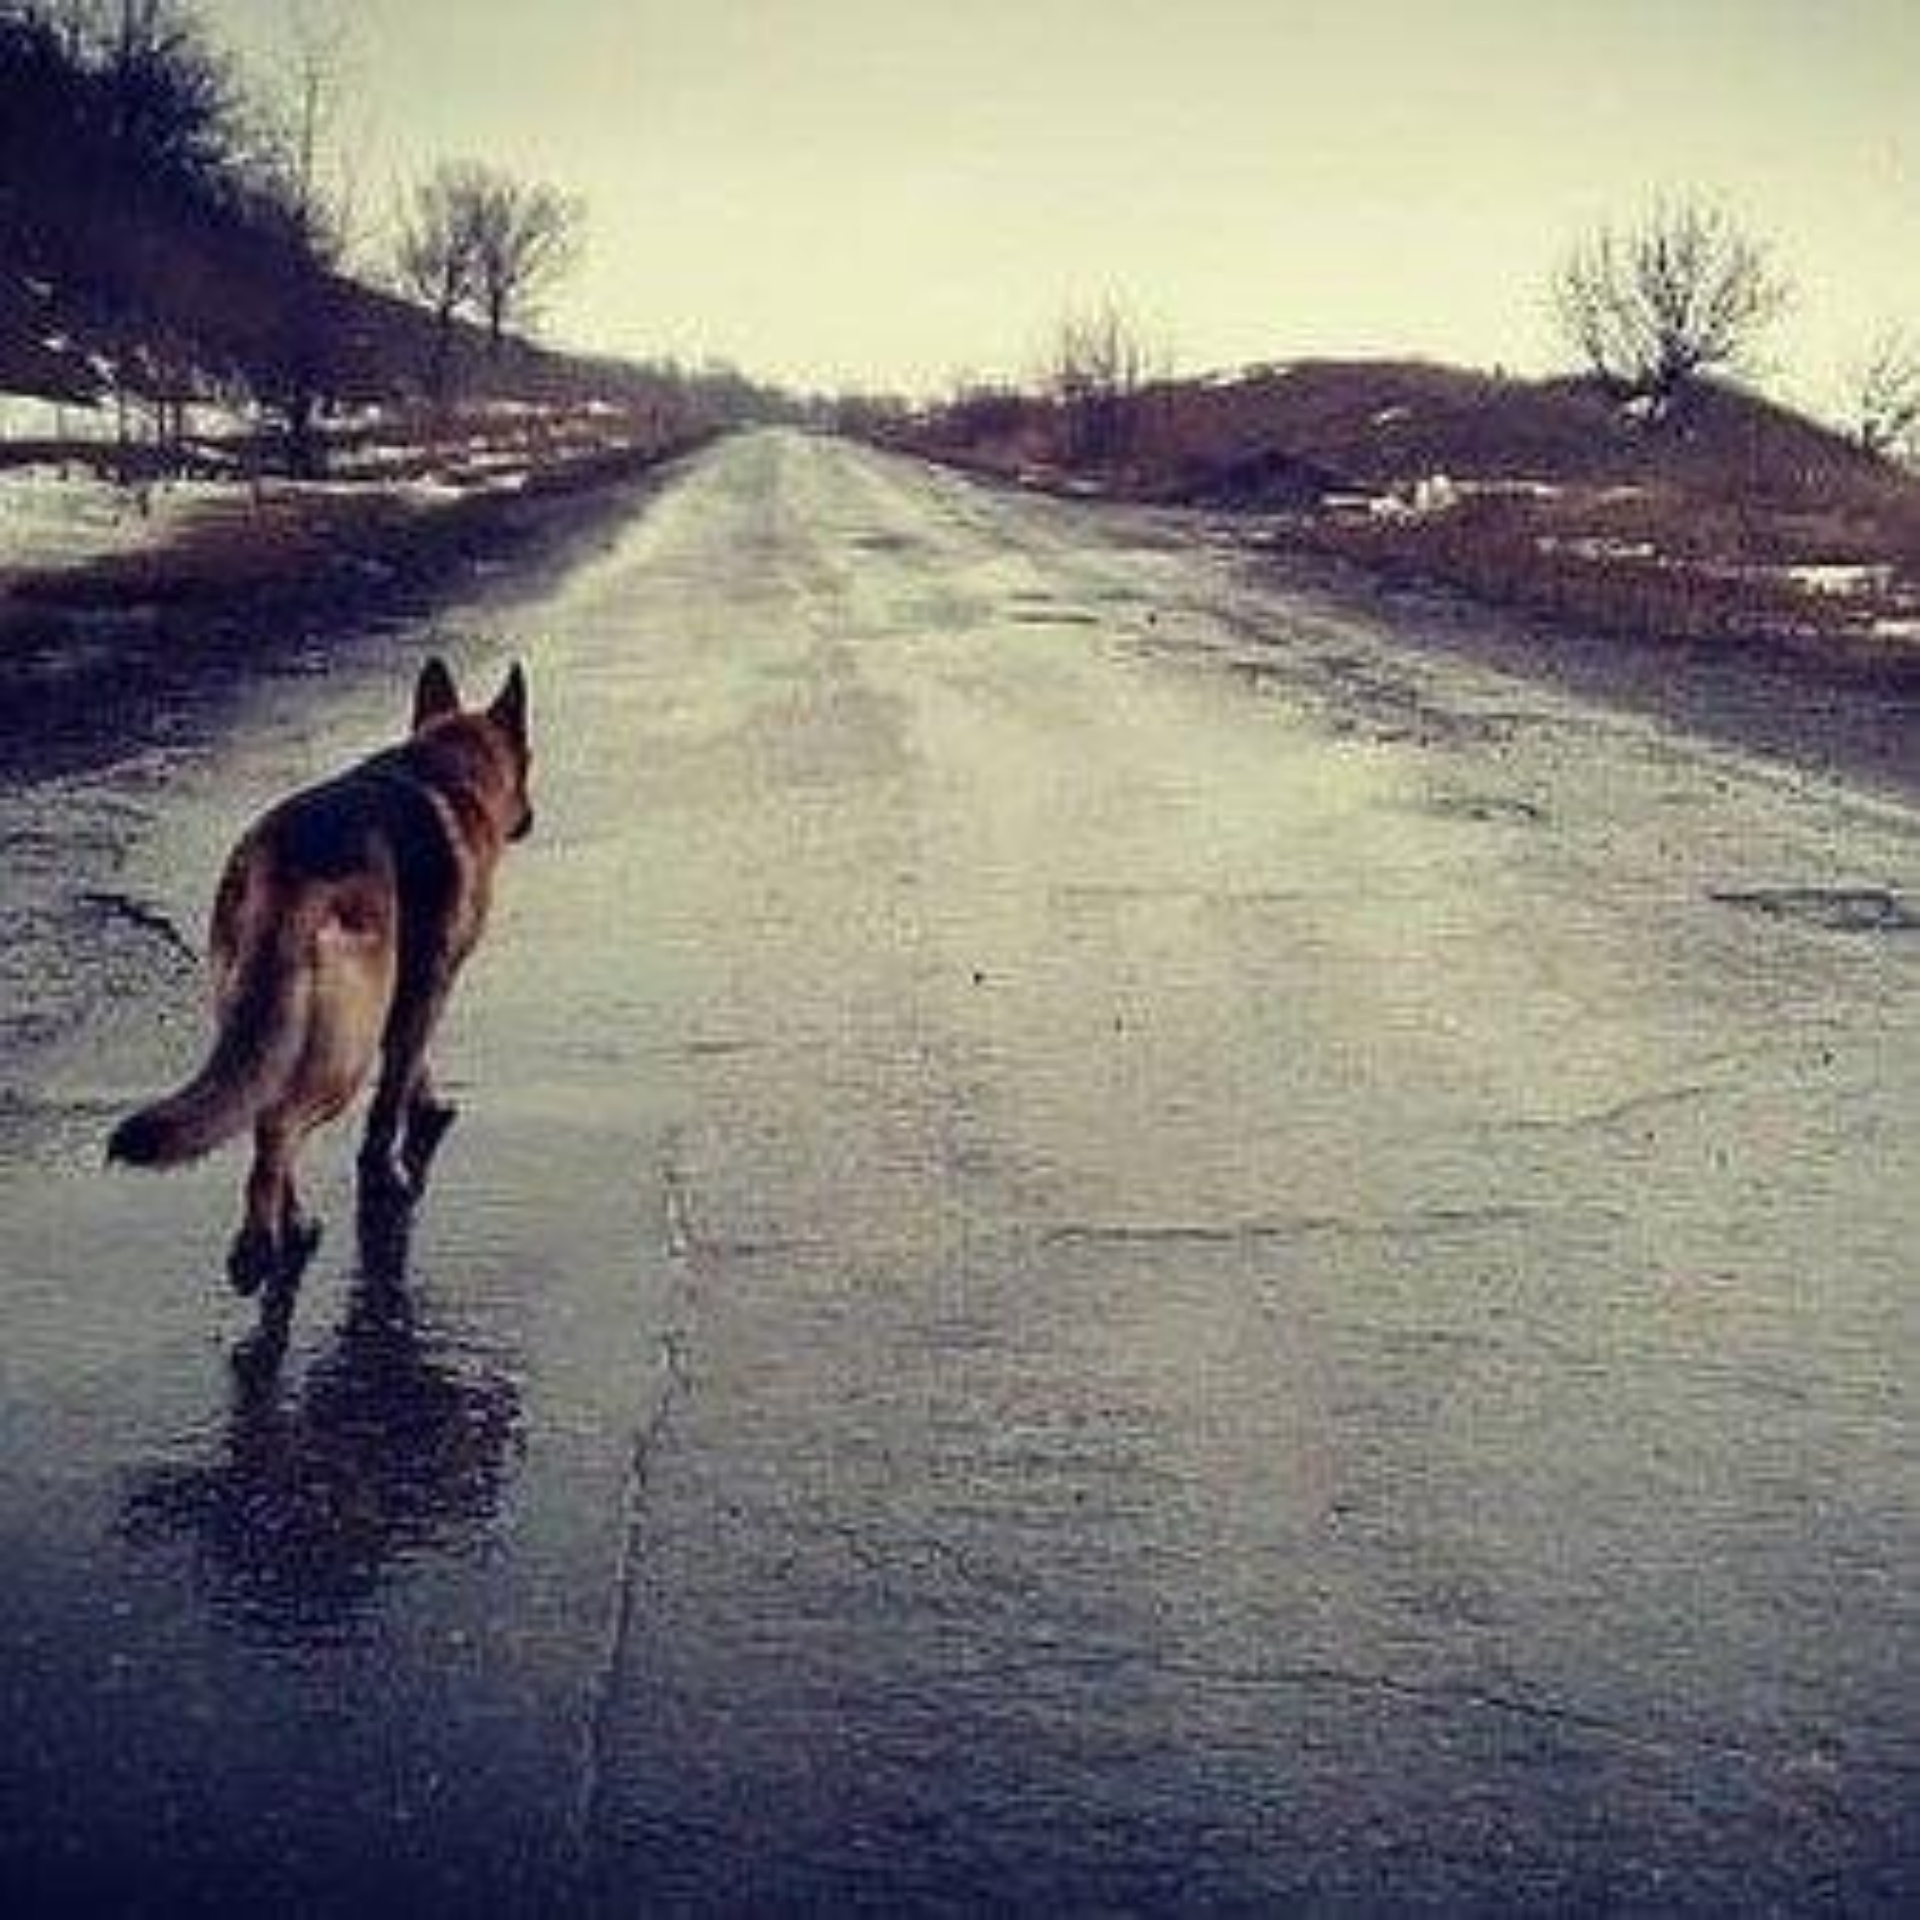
108,658,534,1292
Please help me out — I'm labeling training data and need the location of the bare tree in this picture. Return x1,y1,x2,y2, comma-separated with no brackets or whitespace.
6,1,235,167
1046,298,1162,467
393,161,487,403
22,2,240,470
463,170,582,350
248,15,356,471
257,7,356,268
939,377,1033,449
16,0,104,61
97,0,237,177
1553,200,1790,414
1846,328,1920,463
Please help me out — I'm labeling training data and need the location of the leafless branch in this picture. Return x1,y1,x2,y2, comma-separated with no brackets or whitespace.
1553,200,1790,413
464,170,583,349
1846,328,1920,463
1046,298,1165,466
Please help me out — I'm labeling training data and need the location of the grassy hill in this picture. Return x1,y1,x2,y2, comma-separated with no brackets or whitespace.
1147,359,1883,501
906,356,1891,502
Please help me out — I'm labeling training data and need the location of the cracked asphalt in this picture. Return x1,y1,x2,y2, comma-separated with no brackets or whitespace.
1,429,1915,1913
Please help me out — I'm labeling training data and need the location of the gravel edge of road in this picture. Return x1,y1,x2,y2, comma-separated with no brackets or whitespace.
900,443,1920,812
1238,536,1920,812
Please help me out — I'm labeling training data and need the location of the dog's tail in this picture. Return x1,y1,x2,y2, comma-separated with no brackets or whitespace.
107,916,310,1169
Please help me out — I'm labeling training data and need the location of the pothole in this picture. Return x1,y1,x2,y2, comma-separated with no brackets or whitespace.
1008,605,1101,627
1708,886,1920,934
1428,793,1546,827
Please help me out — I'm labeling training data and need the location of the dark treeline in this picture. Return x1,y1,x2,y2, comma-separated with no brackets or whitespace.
0,1,786,469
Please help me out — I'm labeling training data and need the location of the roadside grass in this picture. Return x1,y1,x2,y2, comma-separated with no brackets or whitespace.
1284,486,1920,674
0,400,700,601
0,427,712,728
4,488,417,608
1282,495,1866,660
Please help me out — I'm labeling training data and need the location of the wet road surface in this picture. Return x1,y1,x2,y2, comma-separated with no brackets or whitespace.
1,429,1914,1913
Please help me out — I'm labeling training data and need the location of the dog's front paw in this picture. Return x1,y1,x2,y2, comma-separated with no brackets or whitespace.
357,1149,417,1208
402,1099,459,1189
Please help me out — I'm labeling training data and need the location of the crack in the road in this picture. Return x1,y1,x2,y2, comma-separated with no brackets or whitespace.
1709,884,1920,935
567,1153,706,1883
1505,1078,1730,1136
74,887,200,969
1042,1202,1547,1250
1048,880,1310,910
1147,1656,1805,1772
1424,791,1547,827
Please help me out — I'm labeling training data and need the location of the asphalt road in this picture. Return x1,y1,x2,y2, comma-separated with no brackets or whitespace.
1,429,1914,1914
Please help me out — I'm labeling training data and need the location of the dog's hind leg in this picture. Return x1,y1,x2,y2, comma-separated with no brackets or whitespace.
228,1120,322,1296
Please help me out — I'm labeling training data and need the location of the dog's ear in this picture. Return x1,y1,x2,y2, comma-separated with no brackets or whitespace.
413,657,460,731
489,663,528,744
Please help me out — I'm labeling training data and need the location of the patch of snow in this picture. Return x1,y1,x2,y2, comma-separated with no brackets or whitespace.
452,448,542,476
1373,472,1459,519
0,386,263,447
394,478,469,503
1538,534,1659,561
328,443,414,476
1368,474,1562,518
0,466,237,572
0,394,117,443
1783,562,1895,598
1456,476,1561,500
176,399,255,439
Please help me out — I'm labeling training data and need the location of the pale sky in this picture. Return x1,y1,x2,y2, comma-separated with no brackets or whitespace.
209,1,1920,406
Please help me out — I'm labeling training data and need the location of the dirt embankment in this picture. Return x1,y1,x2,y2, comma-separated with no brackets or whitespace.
887,360,1920,702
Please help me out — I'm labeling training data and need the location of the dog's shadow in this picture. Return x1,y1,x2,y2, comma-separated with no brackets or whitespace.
119,1191,524,1640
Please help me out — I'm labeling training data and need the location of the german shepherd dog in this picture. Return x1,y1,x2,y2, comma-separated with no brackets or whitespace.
109,659,533,1291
